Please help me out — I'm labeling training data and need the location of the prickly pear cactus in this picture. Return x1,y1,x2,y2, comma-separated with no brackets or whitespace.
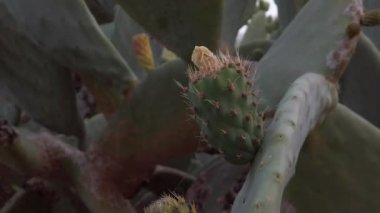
179,46,264,164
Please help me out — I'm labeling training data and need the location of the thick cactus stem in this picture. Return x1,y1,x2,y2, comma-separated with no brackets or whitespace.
231,73,338,213
181,46,264,164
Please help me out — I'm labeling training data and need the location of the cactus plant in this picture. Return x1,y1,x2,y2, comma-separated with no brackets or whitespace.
0,0,380,212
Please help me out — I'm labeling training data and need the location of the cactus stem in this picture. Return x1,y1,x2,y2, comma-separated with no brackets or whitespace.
231,73,338,213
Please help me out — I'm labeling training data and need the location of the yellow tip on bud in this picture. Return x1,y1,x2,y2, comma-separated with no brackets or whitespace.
132,33,156,72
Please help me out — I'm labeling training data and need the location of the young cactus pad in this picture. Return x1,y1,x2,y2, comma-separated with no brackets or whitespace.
145,194,197,213
178,46,264,164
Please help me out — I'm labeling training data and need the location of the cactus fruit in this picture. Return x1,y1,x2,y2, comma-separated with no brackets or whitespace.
145,194,197,213
178,46,264,164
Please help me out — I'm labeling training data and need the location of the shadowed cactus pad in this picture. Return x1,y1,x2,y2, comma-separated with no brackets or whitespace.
179,46,264,164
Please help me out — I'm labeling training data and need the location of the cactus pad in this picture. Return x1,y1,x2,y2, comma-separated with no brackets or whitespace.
180,46,264,164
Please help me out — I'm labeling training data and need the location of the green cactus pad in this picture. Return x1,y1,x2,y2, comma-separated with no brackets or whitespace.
181,47,264,164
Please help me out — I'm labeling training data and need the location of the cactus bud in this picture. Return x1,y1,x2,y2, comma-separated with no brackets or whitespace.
132,33,156,72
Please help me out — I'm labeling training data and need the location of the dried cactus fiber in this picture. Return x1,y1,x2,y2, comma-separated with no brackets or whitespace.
145,194,197,213
178,46,264,164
